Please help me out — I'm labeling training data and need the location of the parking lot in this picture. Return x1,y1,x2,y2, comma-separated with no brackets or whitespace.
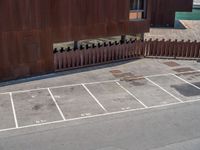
0,59,200,133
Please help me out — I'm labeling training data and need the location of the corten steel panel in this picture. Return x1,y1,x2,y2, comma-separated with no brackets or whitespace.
0,0,53,81
51,0,152,43
151,0,193,27
0,30,53,81
0,0,152,81
0,0,52,31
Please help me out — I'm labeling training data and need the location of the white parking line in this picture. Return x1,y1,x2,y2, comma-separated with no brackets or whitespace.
144,70,200,78
9,92,19,128
145,77,183,103
0,80,120,95
47,88,66,121
0,70,200,95
171,74,200,90
81,84,108,112
115,81,148,108
84,80,119,85
1,97,200,133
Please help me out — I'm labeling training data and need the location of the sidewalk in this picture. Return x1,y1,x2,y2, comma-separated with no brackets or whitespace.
145,20,200,41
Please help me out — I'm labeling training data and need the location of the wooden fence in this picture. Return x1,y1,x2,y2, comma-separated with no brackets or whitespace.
145,39,200,58
54,39,200,71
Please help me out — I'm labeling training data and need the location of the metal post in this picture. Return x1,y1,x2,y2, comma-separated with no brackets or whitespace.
141,33,144,41
121,35,126,44
74,41,79,50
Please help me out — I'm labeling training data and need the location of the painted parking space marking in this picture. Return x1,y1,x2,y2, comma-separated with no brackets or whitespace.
145,77,183,103
0,70,200,133
174,71,200,88
50,85,105,119
82,84,107,112
12,90,63,127
0,80,119,95
48,88,66,120
117,79,179,107
0,70,200,96
0,94,16,130
9,93,19,128
171,74,200,90
147,75,200,102
85,82,144,112
115,81,148,108
1,98,200,134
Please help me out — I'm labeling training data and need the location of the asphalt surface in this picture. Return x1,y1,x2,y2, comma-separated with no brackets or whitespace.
1,101,200,150
145,20,200,41
0,59,200,150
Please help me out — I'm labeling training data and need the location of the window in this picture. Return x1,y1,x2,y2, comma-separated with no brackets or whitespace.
130,0,144,10
129,0,147,20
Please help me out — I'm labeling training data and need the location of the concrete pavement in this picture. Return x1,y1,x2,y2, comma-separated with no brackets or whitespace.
0,59,200,150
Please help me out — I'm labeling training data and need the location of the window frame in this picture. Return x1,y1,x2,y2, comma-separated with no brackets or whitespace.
129,0,147,20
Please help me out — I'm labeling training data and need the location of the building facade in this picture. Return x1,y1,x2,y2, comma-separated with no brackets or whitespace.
151,0,193,27
0,0,152,81
0,0,193,81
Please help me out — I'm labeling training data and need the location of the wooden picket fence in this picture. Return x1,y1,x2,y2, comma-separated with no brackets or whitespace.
54,39,200,71
145,39,200,58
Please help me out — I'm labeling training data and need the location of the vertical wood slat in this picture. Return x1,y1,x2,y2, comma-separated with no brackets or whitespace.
54,39,200,71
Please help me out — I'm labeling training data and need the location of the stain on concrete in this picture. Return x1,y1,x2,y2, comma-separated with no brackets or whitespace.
70,87,75,92
113,98,131,103
0,101,7,108
194,73,200,77
171,84,200,97
110,70,123,78
32,104,43,111
177,72,200,81
110,70,123,74
173,67,194,73
116,72,132,79
178,71,200,77
110,69,146,85
163,61,180,67
122,75,144,81
47,101,56,108
193,82,200,88
186,77,194,81
130,79,146,86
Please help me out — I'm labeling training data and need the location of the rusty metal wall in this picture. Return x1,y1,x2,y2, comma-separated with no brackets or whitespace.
0,0,152,81
51,0,152,43
151,0,193,27
0,0,53,81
